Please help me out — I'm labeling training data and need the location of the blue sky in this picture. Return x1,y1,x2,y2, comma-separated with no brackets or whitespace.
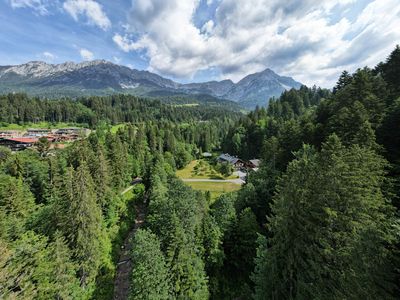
0,0,399,87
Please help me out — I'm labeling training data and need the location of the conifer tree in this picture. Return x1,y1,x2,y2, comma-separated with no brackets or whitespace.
0,174,36,240
130,229,170,300
45,232,82,299
253,136,397,299
0,239,13,297
166,225,209,300
379,45,400,99
106,133,130,190
64,163,105,288
333,70,352,93
90,144,111,209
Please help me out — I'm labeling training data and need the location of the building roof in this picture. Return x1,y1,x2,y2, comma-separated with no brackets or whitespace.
58,127,82,130
1,137,38,143
249,159,261,167
27,128,51,131
218,153,241,164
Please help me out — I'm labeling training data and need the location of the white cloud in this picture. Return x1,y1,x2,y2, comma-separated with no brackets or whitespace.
201,20,214,35
9,0,50,15
63,0,111,30
113,34,140,52
113,56,121,64
42,51,56,60
113,0,400,87
80,48,94,60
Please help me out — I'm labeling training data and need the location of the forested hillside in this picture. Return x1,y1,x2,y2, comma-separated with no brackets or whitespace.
0,60,300,109
0,46,400,300
0,102,236,298
221,45,400,299
0,93,241,127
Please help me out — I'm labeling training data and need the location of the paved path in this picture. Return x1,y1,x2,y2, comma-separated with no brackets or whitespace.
120,179,143,196
182,178,245,184
121,185,134,195
113,200,146,300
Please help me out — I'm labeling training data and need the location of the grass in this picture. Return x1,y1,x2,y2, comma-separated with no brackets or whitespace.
176,159,238,180
110,123,127,134
0,122,83,130
185,181,241,200
121,187,134,201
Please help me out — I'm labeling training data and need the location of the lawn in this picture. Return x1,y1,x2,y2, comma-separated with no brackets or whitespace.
185,181,241,200
110,123,127,134
176,159,238,180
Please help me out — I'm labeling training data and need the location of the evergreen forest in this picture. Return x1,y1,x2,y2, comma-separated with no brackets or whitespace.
1,46,400,300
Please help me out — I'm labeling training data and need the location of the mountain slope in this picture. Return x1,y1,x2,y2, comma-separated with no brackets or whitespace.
223,69,302,107
0,60,302,108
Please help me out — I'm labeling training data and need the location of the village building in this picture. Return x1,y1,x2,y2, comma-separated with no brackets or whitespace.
26,128,52,137
217,153,245,169
0,137,38,151
0,126,91,151
55,127,91,136
202,152,212,158
0,130,24,137
54,134,80,142
247,159,261,170
52,128,91,142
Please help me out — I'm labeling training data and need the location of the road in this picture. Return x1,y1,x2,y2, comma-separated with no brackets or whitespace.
182,178,245,184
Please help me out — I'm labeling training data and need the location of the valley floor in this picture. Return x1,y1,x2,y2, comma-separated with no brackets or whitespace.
177,159,243,200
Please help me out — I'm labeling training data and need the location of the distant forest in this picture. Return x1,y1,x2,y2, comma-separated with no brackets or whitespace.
0,46,400,300
0,93,241,126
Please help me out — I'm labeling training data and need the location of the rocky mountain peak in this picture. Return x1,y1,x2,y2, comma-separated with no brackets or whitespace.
0,60,302,108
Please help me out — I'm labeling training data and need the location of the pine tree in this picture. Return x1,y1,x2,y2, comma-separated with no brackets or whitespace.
36,137,51,157
221,208,260,297
106,133,130,190
166,226,209,300
0,231,48,299
202,214,224,272
90,144,111,209
211,193,237,234
380,45,400,99
0,146,11,165
0,174,36,240
0,238,13,297
253,137,397,299
64,163,105,289
333,70,352,93
130,229,170,300
45,232,82,299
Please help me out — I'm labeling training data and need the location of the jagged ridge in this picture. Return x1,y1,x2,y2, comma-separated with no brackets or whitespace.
0,60,302,108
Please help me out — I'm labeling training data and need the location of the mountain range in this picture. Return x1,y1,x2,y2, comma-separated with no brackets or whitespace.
0,60,302,109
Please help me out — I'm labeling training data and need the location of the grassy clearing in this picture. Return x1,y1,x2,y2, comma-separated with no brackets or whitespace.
185,181,241,200
110,123,127,134
176,159,238,180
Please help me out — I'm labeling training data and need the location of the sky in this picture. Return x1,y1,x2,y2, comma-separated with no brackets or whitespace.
0,0,399,87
